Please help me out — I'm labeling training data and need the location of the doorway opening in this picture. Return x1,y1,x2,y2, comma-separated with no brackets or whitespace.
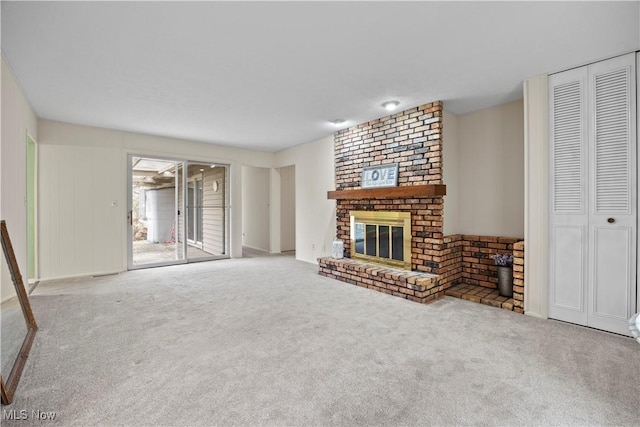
128,156,229,269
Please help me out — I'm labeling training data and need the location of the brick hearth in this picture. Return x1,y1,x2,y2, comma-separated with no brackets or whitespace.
444,284,516,311
318,257,442,303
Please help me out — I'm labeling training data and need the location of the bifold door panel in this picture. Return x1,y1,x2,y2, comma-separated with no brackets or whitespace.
549,53,637,336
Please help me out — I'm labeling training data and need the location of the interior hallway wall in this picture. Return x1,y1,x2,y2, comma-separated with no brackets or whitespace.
279,165,295,252
275,135,335,264
241,166,270,252
1,57,38,301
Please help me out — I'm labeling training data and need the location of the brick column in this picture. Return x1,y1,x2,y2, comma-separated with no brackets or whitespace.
512,241,525,314
333,102,444,274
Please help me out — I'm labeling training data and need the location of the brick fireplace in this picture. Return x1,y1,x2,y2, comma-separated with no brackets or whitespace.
318,101,454,302
318,101,524,311
334,101,444,267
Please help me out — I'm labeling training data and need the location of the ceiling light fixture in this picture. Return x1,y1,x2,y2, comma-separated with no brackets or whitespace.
330,119,346,126
382,100,400,111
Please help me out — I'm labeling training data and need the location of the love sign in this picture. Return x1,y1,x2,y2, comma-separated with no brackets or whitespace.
361,163,399,189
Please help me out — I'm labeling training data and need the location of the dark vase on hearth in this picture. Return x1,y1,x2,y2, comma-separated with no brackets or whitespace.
497,266,513,298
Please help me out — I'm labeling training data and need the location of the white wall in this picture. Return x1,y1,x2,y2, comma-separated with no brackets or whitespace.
268,168,281,254
523,74,550,319
453,100,525,238
279,165,295,252
241,166,270,251
442,110,460,236
1,56,38,301
38,123,123,278
275,135,335,264
37,119,274,280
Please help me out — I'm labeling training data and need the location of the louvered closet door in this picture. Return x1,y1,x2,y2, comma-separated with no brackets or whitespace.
549,53,637,336
549,67,589,326
587,54,636,335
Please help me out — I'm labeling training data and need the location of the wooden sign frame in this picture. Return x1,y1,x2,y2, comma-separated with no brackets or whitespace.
361,163,399,189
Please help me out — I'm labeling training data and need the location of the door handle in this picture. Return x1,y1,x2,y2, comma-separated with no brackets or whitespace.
607,218,615,224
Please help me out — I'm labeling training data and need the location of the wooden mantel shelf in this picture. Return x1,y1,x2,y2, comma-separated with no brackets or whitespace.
327,184,446,200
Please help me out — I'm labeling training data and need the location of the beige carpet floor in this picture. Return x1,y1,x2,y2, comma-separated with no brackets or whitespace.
2,255,639,426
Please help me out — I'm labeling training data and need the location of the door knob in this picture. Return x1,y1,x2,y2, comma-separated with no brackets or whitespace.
607,218,615,224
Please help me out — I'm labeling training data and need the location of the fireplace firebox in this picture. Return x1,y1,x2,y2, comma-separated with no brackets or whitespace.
349,211,411,270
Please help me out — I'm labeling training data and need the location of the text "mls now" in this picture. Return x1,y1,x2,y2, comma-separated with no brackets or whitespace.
3,409,57,421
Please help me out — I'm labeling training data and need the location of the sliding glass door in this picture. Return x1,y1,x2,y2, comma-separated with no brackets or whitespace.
128,156,229,269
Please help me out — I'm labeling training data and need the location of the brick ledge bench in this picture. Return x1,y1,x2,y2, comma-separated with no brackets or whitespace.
318,257,442,303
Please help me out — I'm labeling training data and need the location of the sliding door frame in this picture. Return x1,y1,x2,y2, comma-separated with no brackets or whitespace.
126,153,231,270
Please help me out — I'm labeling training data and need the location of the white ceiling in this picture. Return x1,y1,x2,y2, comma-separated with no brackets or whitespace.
2,1,639,152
